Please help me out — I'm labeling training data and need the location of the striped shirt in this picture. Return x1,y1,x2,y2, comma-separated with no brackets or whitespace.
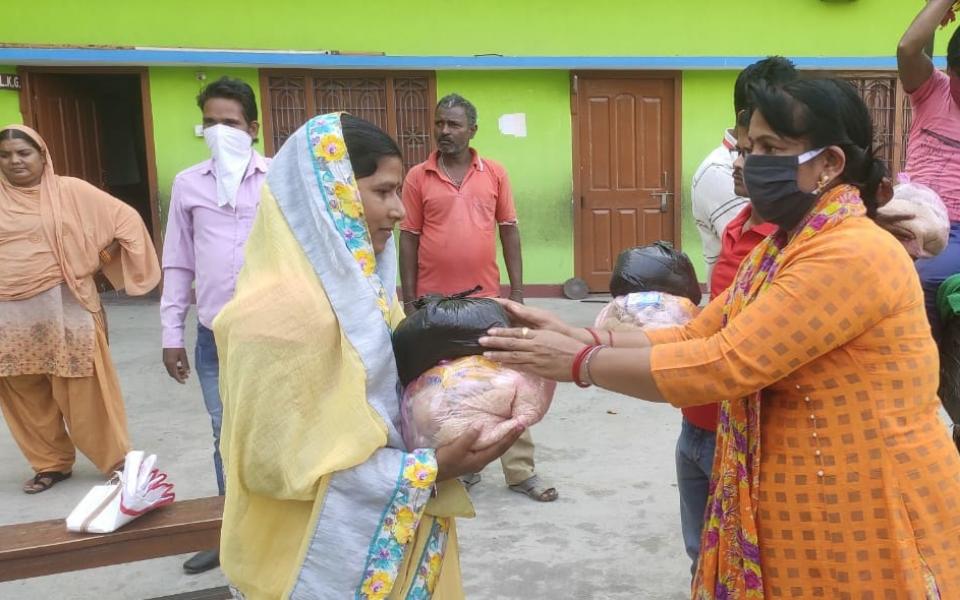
691,129,748,290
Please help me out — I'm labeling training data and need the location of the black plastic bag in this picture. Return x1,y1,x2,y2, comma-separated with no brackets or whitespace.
393,287,510,387
609,241,702,305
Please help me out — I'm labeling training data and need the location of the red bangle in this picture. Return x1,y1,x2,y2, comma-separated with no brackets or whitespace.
585,328,602,345
571,345,596,388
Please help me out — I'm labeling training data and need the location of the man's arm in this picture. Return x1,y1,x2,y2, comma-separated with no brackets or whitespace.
160,178,195,383
399,231,420,314
492,166,522,302
898,0,953,92
399,170,426,315
499,224,523,303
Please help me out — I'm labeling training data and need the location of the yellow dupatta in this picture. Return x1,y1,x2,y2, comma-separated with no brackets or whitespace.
215,114,471,600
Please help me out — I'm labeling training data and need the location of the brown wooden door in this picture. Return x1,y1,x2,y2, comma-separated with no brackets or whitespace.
573,75,679,292
28,74,105,187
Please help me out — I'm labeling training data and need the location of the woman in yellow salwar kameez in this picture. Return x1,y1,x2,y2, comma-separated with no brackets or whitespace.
214,113,523,600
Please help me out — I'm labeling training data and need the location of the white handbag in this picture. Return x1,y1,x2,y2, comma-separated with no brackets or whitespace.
65,450,176,534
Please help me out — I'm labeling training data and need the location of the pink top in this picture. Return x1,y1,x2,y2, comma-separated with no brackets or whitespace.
904,70,960,221
160,153,269,347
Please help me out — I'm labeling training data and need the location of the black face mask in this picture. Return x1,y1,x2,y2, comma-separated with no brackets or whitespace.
743,148,825,231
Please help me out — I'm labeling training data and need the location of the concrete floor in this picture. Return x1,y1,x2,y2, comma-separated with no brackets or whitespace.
0,297,690,600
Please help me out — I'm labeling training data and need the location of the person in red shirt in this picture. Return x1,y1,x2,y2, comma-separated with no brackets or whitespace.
711,115,779,300
399,94,557,503
677,60,791,577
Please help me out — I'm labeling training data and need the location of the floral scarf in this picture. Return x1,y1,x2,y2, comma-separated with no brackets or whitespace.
692,184,866,599
306,113,391,322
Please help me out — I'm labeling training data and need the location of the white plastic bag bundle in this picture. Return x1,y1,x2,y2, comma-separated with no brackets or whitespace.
400,356,556,450
66,450,175,534
877,181,949,259
594,291,699,332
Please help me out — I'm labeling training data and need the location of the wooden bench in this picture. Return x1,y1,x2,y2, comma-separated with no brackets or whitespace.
0,496,224,586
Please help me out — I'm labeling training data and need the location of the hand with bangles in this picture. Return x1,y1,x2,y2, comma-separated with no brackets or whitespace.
479,324,587,383
490,298,597,344
94,240,122,293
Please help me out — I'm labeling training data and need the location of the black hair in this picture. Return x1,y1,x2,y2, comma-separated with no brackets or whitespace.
748,78,887,217
949,26,960,73
341,114,403,178
196,76,258,124
734,56,797,118
0,128,41,153
436,93,478,127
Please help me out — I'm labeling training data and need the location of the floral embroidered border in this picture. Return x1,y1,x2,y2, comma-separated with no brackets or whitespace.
357,449,437,600
404,518,450,600
306,114,391,320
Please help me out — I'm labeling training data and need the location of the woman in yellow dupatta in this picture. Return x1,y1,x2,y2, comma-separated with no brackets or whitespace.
0,125,160,493
214,113,523,600
480,79,960,598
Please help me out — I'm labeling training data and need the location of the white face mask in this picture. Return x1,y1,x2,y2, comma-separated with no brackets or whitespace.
203,124,253,208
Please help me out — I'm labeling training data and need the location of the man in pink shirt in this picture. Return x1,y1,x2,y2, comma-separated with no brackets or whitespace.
399,94,557,503
160,77,269,574
898,0,960,340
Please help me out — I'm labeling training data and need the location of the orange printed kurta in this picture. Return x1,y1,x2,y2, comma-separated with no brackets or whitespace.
648,216,960,598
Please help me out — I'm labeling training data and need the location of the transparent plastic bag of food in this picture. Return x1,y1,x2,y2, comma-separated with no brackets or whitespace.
594,291,699,332
877,181,949,259
400,356,556,450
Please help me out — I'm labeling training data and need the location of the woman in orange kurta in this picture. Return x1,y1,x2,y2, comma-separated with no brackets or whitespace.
0,125,160,493
481,79,960,598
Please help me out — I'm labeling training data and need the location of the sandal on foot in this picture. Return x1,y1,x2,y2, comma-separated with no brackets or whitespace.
508,475,558,502
107,460,125,477
459,473,482,490
23,471,72,494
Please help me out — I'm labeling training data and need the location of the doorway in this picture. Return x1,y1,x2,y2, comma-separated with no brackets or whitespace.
18,69,161,254
571,73,681,292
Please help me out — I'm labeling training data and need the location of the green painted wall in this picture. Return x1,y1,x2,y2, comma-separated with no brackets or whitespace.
0,1,949,57
148,67,264,225
0,66,23,126
436,71,573,285
681,71,740,280
4,0,955,285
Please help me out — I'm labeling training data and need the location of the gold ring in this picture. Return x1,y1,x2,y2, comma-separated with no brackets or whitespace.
521,327,530,339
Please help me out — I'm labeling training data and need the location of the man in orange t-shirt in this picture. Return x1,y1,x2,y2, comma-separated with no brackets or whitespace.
399,95,523,305
400,93,557,503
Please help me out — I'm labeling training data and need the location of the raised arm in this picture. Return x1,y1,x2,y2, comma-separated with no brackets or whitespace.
898,0,955,92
